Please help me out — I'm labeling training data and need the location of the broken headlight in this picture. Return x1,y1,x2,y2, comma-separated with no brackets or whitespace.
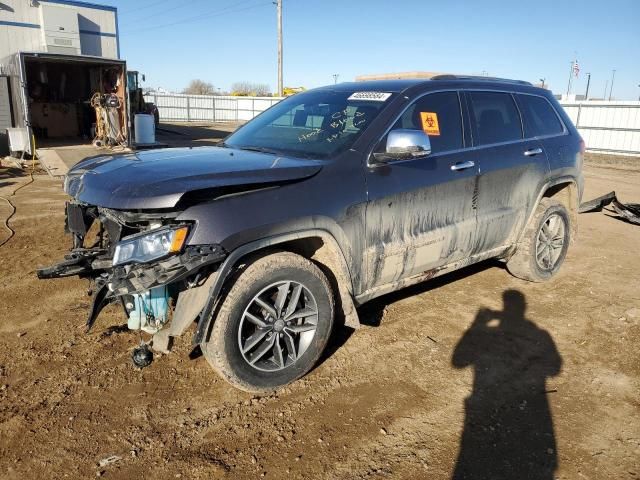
113,226,189,266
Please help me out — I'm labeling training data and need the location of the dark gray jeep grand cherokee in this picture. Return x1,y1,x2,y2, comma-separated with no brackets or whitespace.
39,76,584,392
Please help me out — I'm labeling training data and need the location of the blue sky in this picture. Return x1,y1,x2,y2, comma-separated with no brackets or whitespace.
109,0,640,99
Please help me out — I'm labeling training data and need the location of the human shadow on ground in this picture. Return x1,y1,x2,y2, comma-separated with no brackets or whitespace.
451,289,562,480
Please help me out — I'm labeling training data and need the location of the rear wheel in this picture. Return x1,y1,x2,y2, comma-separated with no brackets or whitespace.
202,252,334,392
506,198,571,282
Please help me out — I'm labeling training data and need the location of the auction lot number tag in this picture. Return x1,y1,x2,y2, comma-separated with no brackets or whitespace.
420,112,440,136
348,92,392,102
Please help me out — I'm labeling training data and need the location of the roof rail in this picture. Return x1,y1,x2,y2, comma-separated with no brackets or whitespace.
430,74,533,86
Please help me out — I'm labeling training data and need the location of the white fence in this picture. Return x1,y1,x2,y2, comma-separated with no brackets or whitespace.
143,93,283,123
560,101,640,156
144,93,640,156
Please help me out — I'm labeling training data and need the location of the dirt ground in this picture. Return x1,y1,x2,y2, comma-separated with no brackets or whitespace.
0,159,638,480
155,122,241,148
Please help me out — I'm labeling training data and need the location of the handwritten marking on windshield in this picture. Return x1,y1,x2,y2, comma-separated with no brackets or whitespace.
298,128,322,143
297,108,370,144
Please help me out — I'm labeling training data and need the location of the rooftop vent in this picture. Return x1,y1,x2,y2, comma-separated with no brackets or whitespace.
40,4,81,55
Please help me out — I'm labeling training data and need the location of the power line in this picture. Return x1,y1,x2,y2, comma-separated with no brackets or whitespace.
119,0,174,15
120,0,269,33
119,0,210,25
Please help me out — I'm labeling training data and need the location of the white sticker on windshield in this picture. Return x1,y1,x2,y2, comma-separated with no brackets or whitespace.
348,91,392,102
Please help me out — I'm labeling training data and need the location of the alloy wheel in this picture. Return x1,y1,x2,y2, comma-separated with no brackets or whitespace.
535,213,566,270
238,280,319,372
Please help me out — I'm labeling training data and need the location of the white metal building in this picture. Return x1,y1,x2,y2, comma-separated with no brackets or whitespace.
0,0,119,60
0,0,127,155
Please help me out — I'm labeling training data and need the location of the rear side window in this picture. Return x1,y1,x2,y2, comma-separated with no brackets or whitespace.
391,91,463,154
469,91,522,145
517,94,564,137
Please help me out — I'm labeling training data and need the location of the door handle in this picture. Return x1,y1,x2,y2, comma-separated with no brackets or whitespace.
524,147,543,157
450,160,475,171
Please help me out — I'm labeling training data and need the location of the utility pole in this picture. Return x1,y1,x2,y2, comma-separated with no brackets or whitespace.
566,60,574,97
332,74,339,84
603,80,608,100
276,0,283,97
608,69,616,101
584,73,591,100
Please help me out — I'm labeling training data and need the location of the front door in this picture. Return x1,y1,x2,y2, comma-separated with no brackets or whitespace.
363,90,479,291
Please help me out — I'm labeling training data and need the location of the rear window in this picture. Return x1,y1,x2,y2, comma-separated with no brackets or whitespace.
469,91,523,146
517,94,564,137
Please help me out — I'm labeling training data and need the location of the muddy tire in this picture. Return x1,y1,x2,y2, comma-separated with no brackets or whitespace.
506,198,571,282
202,252,334,393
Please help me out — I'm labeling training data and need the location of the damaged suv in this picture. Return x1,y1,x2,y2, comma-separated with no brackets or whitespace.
38,76,584,392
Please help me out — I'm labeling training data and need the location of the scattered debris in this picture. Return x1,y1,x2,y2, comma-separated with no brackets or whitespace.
131,343,153,368
579,191,640,225
380,427,388,435
98,455,122,467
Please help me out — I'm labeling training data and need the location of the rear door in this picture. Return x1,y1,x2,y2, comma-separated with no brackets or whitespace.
466,90,549,254
363,90,479,290
515,92,568,172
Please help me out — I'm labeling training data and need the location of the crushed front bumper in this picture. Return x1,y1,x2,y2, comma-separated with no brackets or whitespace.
37,244,225,291
37,201,226,331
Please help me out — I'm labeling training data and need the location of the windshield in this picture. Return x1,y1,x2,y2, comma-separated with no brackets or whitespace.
223,90,393,159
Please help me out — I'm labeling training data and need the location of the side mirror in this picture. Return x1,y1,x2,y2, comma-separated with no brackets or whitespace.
373,129,432,163
142,74,146,82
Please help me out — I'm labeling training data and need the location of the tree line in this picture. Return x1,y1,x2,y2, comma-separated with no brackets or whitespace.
182,79,272,96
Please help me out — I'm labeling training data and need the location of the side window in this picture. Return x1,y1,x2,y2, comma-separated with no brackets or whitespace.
517,94,564,137
390,91,463,154
469,91,523,146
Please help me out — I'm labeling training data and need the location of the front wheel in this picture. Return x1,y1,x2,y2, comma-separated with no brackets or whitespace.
202,252,335,392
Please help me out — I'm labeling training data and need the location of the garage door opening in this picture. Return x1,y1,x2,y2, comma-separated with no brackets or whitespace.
24,56,128,149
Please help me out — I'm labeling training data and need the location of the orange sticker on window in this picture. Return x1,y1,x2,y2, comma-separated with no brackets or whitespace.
420,112,440,136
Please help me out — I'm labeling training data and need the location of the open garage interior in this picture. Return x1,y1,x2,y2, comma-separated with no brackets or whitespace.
24,55,127,149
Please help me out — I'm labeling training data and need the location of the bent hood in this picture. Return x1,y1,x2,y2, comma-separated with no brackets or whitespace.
65,147,323,209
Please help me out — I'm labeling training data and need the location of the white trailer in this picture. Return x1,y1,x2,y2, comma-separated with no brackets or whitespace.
1,51,128,156
0,0,124,156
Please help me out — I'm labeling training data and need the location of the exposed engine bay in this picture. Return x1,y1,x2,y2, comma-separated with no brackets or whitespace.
37,201,225,339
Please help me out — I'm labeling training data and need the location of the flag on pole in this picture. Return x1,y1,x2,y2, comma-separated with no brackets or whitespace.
573,60,580,78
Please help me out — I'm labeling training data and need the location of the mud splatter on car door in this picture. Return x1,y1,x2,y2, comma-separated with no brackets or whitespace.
467,91,550,253
364,91,479,289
